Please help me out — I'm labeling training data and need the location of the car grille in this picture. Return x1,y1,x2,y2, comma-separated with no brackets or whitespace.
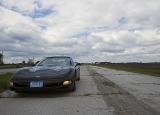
45,82,63,87
14,82,28,87
13,81,63,88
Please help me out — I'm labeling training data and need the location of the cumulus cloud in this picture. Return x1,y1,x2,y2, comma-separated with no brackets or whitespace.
0,0,160,63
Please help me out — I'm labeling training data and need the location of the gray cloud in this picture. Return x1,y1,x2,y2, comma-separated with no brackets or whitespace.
0,0,160,63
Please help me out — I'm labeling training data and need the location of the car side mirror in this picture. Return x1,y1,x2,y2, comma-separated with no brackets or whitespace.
76,63,81,66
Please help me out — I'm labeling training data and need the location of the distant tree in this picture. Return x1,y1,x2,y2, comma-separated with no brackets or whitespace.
22,60,26,65
27,59,34,65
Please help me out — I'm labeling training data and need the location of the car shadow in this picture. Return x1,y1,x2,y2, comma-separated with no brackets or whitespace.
0,89,74,98
18,90,73,98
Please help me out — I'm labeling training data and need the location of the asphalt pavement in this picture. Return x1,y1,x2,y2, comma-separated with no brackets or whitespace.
0,66,113,115
0,68,19,74
0,65,160,115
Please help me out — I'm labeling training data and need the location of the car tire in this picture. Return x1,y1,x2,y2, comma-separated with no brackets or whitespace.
76,72,80,81
68,80,76,92
77,76,80,81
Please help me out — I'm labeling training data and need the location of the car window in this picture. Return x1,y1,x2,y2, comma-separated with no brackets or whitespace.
37,58,71,66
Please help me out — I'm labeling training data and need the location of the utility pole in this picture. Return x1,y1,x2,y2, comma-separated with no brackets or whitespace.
0,49,4,64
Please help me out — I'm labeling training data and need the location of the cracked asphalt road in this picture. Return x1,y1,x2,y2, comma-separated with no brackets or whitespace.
0,68,18,74
0,65,160,115
0,66,113,115
91,66,160,113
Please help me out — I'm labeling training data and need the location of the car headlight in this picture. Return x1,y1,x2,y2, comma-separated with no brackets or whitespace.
9,81,13,86
63,80,72,86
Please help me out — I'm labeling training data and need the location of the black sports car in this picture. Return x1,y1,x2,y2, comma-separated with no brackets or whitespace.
10,56,80,92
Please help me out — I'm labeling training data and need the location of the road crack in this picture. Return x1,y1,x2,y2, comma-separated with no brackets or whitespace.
87,66,160,115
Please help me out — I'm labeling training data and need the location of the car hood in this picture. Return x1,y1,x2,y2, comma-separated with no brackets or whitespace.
12,66,74,80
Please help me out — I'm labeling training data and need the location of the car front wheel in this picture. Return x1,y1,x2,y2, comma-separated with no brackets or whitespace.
68,80,76,92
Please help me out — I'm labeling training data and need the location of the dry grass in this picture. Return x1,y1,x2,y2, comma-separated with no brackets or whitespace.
95,63,160,77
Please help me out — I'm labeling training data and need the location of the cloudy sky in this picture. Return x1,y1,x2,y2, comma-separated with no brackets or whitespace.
0,0,160,63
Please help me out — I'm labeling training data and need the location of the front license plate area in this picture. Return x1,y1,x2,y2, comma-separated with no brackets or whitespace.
30,81,43,88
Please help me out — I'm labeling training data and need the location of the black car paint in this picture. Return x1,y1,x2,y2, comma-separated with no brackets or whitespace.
10,57,80,92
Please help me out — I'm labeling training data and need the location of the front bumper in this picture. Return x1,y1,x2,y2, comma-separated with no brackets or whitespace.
10,80,72,92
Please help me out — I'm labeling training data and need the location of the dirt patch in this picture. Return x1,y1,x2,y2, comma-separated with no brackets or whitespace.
102,81,115,87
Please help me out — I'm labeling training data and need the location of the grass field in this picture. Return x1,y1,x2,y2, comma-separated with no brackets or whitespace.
95,63,160,77
0,73,13,93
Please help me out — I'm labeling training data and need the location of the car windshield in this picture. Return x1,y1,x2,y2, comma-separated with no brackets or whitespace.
37,57,71,66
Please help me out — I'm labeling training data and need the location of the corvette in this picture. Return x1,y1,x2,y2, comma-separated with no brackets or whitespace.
10,56,80,92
